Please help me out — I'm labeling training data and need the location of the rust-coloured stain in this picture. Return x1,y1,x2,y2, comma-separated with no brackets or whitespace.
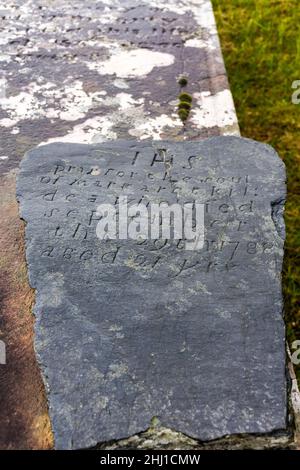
0,172,53,449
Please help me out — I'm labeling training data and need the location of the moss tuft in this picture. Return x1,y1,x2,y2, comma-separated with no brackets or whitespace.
179,92,192,103
150,416,160,428
178,108,189,122
178,76,188,87
178,101,192,111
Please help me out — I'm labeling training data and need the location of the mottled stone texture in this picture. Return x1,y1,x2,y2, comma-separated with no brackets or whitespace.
0,0,238,175
0,0,246,450
0,0,241,449
17,137,287,449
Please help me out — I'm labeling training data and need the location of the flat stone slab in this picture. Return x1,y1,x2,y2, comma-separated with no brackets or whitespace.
17,136,287,449
0,0,239,176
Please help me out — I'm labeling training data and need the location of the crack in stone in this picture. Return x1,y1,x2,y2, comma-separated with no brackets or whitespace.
271,197,286,240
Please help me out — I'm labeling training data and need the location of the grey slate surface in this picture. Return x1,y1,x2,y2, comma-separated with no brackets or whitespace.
17,137,287,449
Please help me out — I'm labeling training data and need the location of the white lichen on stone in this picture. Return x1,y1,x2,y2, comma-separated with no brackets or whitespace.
129,114,181,140
87,47,175,78
0,80,108,126
191,90,239,131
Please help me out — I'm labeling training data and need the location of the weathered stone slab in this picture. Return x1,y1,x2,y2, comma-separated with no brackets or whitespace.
17,136,287,449
0,0,242,450
0,0,239,175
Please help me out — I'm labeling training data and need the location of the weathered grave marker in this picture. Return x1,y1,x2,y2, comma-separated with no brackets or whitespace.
0,0,242,448
17,136,288,449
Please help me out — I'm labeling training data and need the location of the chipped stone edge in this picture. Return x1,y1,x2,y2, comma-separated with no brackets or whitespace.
287,346,300,446
93,428,293,451
92,348,297,450
16,145,297,450
19,138,293,450
190,1,241,137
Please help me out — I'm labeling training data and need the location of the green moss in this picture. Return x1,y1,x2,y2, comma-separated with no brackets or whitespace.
179,92,192,103
150,416,160,428
178,76,188,87
178,92,193,122
178,108,189,122
178,101,192,111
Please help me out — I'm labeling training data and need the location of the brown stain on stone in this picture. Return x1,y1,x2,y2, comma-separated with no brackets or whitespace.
0,172,53,449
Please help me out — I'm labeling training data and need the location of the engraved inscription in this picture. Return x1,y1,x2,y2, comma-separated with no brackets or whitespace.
28,145,277,282
17,139,287,448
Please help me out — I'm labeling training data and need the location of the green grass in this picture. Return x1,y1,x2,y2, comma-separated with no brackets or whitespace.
212,0,300,379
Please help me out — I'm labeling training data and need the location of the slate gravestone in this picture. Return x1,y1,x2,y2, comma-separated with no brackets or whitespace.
17,137,287,449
